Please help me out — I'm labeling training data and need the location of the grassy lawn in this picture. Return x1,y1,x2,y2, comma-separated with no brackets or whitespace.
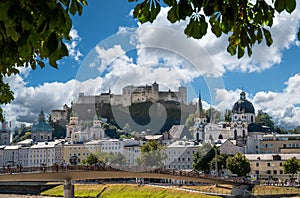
182,184,232,195
41,184,221,198
253,185,300,195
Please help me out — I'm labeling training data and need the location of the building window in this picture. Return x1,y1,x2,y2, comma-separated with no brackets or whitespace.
273,170,277,175
267,163,270,167
280,170,283,174
280,162,282,166
267,170,271,174
255,170,259,174
256,163,259,167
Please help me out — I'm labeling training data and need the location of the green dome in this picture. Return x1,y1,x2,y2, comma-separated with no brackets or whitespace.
31,109,52,133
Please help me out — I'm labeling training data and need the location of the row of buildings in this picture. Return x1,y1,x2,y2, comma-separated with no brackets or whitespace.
2,83,300,182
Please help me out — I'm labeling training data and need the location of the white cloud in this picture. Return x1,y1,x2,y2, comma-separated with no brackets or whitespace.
3,4,300,129
3,73,104,126
94,45,127,73
65,28,83,62
211,74,300,129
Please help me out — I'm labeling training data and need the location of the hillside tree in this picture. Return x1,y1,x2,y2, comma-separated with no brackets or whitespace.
193,143,216,174
283,157,300,180
256,110,275,130
136,140,167,167
226,152,251,177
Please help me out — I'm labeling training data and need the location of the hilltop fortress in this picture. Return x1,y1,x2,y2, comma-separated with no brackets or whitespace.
76,82,187,107
51,82,193,131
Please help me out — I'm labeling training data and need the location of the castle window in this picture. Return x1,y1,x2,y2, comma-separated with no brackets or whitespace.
218,134,223,139
251,116,254,122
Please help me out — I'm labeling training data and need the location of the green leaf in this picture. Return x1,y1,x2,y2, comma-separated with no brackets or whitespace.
177,1,193,20
167,4,180,23
275,0,285,13
256,28,263,44
6,27,19,42
248,27,257,44
237,45,245,58
133,2,150,23
18,40,32,58
184,16,207,39
163,0,176,6
47,32,59,53
240,28,249,47
210,15,221,37
227,43,237,56
59,42,69,58
149,2,161,23
247,44,253,57
70,0,78,15
262,28,273,46
0,1,11,21
21,18,31,31
285,0,296,13
211,22,221,37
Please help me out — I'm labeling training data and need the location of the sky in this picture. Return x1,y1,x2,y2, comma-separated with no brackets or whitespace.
3,1,300,129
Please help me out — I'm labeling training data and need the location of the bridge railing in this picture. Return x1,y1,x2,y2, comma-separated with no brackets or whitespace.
0,164,251,184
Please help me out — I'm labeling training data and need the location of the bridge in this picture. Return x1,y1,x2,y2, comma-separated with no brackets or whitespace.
0,165,251,197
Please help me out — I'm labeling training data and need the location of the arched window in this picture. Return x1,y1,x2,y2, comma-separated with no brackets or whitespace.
234,130,237,140
218,134,223,139
251,115,254,122
243,130,246,137
196,133,199,141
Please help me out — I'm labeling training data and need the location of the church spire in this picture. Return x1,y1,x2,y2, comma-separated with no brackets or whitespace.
197,90,205,118
38,107,45,122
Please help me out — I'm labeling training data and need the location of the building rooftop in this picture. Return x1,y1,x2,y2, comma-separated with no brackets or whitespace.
245,153,300,161
167,140,201,148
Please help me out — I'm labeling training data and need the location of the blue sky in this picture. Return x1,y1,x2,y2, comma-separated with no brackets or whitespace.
4,1,300,129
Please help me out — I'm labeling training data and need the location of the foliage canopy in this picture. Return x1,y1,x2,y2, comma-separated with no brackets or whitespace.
137,140,166,167
129,0,298,59
283,157,300,179
0,0,87,122
193,143,216,174
226,152,251,177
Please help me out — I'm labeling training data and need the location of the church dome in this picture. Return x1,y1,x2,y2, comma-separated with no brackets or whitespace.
232,91,255,114
31,110,52,133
